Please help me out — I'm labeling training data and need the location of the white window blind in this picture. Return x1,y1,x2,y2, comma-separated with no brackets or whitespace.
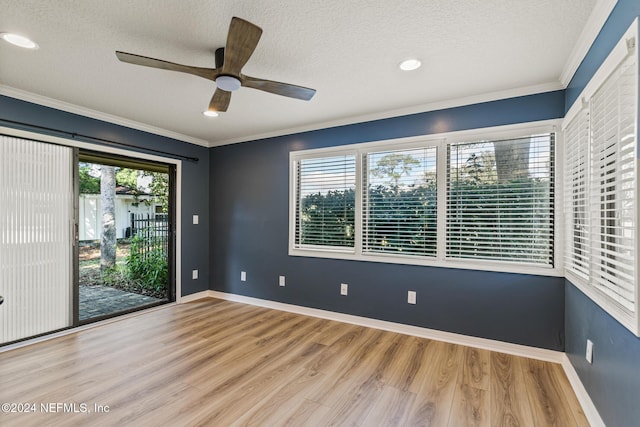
363,147,437,257
563,108,590,279
588,51,636,313
294,155,356,249
0,136,73,344
446,135,555,265
289,124,559,276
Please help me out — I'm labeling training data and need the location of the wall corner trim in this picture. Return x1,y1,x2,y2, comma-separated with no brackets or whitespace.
561,354,606,426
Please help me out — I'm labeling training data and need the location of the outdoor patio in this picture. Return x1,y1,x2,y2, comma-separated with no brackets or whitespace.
79,285,163,321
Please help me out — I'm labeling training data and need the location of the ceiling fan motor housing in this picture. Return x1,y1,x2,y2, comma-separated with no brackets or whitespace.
216,75,241,91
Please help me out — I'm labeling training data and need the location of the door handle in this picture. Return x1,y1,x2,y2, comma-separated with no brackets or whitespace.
0,296,4,306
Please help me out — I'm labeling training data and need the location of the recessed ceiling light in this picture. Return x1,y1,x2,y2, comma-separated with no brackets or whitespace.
399,58,421,71
0,32,39,49
203,110,219,117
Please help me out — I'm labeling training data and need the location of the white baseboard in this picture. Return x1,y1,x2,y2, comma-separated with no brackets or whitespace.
561,354,605,427
178,290,212,303
189,290,603,427
198,290,563,362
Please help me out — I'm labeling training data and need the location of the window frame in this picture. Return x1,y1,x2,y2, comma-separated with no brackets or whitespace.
562,18,639,336
290,148,358,254
445,134,556,266
361,141,439,259
289,120,563,277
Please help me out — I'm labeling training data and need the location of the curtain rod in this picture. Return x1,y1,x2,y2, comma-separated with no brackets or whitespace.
0,118,200,162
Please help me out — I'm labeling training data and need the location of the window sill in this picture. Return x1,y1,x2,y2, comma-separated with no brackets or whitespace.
289,248,562,277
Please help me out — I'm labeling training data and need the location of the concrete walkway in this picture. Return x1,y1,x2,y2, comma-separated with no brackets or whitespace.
79,285,163,321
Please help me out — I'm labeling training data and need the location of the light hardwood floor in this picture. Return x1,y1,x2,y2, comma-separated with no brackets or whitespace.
0,298,588,426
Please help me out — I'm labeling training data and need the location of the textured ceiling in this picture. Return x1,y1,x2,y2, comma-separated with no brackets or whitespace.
0,0,597,147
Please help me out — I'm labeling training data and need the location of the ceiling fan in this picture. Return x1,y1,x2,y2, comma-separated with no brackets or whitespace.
115,17,316,113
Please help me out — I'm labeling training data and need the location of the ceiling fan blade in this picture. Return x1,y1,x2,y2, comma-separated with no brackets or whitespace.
208,89,232,112
241,75,316,101
221,17,263,76
116,51,219,81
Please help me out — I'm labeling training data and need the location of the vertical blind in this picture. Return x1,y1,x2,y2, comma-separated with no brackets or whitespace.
563,108,590,279
294,155,356,248
0,136,73,344
362,147,437,257
446,135,555,265
588,51,636,313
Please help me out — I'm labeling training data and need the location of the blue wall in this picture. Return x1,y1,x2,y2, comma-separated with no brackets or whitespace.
210,91,566,350
565,285,640,427
0,95,210,296
564,1,640,426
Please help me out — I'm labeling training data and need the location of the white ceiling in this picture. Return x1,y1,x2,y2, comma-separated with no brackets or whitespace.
0,0,601,147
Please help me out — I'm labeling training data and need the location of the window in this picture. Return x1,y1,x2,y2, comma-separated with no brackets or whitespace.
293,154,356,250
590,60,636,313
563,19,638,335
363,147,437,257
563,109,590,279
290,123,559,276
446,135,554,265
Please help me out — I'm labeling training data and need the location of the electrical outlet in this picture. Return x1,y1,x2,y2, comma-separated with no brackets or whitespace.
192,269,198,280
340,283,348,296
408,290,417,304
241,271,246,282
192,215,199,225
586,339,594,364
279,275,285,287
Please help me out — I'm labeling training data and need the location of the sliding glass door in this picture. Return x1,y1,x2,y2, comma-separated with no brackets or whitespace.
1,135,176,345
0,136,74,344
77,151,174,323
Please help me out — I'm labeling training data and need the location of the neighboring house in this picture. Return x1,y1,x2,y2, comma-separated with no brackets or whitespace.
79,185,161,240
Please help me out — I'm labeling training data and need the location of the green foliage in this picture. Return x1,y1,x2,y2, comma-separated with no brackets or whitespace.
79,164,100,194
299,178,551,262
100,265,129,286
142,171,169,212
126,234,168,292
299,188,355,247
116,168,140,189
463,152,497,185
80,164,140,193
447,177,552,262
299,144,551,264
366,183,437,255
79,162,169,211
371,153,420,189
80,164,140,194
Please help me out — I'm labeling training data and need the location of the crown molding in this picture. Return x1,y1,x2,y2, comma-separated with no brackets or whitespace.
1,77,566,150
0,85,210,147
560,0,618,86
208,81,564,147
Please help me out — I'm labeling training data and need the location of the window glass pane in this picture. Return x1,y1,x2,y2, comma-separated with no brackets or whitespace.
446,134,554,265
363,147,437,257
295,155,356,248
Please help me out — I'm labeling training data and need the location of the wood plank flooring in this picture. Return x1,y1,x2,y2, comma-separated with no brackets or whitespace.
0,298,589,426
